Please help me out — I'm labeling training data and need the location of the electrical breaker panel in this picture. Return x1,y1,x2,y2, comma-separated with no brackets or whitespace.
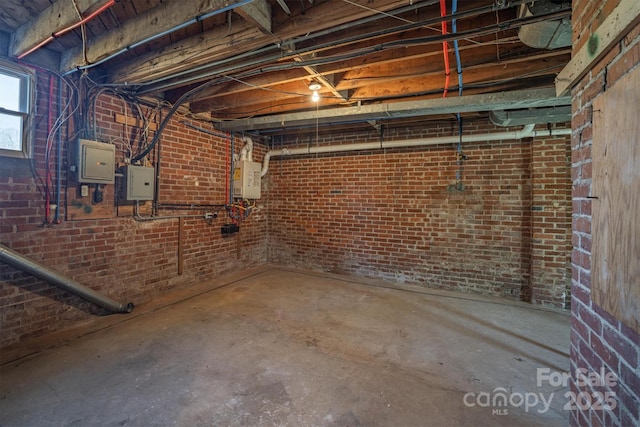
233,160,261,199
72,139,115,184
119,165,155,200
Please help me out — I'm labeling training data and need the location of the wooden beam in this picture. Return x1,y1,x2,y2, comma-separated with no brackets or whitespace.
187,35,526,104
104,0,411,84
60,0,252,72
216,87,570,131
189,50,568,113
10,0,105,58
555,0,640,96
114,113,158,131
108,22,264,84
236,0,272,33
292,53,350,102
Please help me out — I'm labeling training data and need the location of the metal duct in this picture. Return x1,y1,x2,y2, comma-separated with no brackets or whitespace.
518,1,572,49
0,244,134,314
489,106,572,126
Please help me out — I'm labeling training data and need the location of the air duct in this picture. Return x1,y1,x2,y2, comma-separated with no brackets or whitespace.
490,106,572,126
518,1,572,49
0,244,134,314
260,124,571,176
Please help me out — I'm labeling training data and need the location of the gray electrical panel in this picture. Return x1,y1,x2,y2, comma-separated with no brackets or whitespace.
120,165,155,200
73,139,116,184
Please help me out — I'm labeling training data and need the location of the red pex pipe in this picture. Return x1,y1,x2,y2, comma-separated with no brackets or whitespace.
17,0,115,59
440,0,451,98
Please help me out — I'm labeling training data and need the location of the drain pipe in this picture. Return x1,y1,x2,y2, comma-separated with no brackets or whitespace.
240,136,254,162
260,124,571,176
0,244,134,314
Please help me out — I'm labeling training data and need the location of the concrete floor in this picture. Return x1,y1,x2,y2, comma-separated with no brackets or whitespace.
0,266,570,426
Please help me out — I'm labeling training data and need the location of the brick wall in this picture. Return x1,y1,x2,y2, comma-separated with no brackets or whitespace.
0,70,267,349
569,0,640,425
531,136,573,306
266,120,571,305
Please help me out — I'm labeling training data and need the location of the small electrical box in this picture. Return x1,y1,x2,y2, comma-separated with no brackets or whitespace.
233,160,261,199
119,165,155,201
72,139,115,184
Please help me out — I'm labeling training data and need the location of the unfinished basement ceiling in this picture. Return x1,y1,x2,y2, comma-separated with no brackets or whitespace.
0,0,572,136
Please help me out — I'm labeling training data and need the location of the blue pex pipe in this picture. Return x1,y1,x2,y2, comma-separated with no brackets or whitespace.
452,0,463,99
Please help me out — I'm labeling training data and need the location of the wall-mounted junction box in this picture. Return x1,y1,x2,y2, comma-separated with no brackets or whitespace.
72,139,115,184
119,165,155,201
233,160,261,199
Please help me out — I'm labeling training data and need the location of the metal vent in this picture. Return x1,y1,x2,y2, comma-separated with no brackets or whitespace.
518,1,572,49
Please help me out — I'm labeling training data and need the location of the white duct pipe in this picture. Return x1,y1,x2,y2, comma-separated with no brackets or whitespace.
240,136,254,162
260,124,571,177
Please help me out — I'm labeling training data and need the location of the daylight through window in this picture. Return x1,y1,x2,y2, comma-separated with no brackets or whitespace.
0,64,32,157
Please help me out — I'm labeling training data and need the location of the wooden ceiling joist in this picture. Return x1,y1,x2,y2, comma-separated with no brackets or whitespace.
11,0,106,58
60,0,254,72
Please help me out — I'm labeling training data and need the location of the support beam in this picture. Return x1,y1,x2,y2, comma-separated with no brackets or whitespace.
236,0,272,33
555,0,640,96
104,0,411,84
10,0,104,58
60,0,254,72
216,87,571,132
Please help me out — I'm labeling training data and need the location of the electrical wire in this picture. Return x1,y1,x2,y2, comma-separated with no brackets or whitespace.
17,0,115,59
439,0,451,98
120,0,535,95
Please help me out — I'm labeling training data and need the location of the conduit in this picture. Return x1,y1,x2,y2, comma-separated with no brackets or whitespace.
260,125,571,176
0,244,134,314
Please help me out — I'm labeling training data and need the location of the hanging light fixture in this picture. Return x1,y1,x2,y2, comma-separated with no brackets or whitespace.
309,82,321,102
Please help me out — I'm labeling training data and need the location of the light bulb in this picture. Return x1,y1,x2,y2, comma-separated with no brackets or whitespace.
311,90,319,102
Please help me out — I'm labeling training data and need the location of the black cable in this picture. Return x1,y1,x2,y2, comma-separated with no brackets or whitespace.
130,78,223,163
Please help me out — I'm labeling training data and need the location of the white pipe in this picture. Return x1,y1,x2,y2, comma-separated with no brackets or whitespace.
240,136,254,162
260,124,571,177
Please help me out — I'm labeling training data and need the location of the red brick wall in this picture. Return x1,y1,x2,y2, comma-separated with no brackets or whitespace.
0,70,267,349
266,120,571,304
531,136,572,306
569,2,640,425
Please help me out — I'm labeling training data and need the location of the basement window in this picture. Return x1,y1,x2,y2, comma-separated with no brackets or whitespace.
0,63,33,158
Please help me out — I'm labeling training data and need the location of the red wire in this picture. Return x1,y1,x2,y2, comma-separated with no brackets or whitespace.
17,0,116,59
440,0,451,98
54,0,116,37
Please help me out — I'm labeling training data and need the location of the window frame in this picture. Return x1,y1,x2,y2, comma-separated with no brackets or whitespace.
0,62,34,158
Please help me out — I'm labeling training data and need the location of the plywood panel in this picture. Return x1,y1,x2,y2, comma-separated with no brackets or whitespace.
592,65,640,333
66,185,114,220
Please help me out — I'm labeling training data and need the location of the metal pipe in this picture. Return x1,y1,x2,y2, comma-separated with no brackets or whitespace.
0,244,134,314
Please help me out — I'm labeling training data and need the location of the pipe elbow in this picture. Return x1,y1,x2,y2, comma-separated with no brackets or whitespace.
261,152,272,177
240,136,254,161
